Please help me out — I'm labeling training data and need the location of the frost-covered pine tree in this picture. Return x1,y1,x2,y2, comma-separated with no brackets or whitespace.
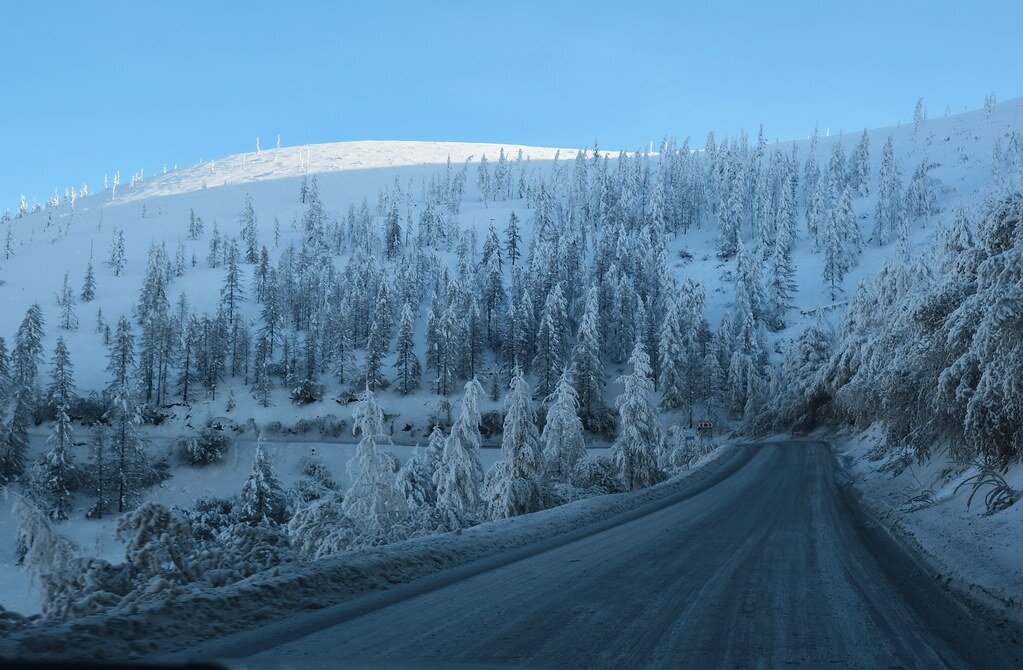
806,174,829,249
848,129,870,197
107,228,126,276
57,272,78,331
505,212,521,266
102,315,149,512
823,187,861,300
905,159,941,225
477,154,491,205
32,396,77,522
343,390,408,539
394,303,421,396
486,369,543,519
188,209,204,240
533,284,568,397
572,286,604,418
240,194,259,264
765,231,797,331
240,433,289,525
541,370,586,481
500,369,541,480
873,137,903,245
658,294,688,409
611,338,665,491
80,260,97,303
434,378,486,528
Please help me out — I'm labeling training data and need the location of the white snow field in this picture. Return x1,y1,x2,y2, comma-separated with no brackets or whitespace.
0,95,1021,659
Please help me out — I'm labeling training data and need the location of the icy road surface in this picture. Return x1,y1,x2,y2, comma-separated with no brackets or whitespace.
218,443,1022,668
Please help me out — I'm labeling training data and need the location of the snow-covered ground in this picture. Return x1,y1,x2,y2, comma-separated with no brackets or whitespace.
837,428,1023,621
1,96,1021,620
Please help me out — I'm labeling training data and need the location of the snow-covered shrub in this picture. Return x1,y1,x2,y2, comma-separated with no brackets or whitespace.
954,460,1019,514
570,454,625,494
485,461,543,520
582,405,616,440
206,522,293,579
66,393,107,425
185,496,238,542
479,410,503,438
319,413,346,437
179,427,232,466
115,501,198,584
287,496,358,559
299,448,339,490
290,379,325,405
42,556,130,620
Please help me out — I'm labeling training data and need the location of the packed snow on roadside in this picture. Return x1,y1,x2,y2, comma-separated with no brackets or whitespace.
837,428,1023,619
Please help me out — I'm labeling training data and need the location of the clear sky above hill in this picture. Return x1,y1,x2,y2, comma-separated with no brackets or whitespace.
1,0,1020,210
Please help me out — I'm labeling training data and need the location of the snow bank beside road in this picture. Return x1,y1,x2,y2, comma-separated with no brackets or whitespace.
0,444,742,662
837,429,1023,623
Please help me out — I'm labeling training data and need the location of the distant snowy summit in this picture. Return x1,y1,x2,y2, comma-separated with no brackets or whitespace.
119,140,587,203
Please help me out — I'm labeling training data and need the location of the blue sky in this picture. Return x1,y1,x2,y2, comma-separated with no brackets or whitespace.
1,0,1020,210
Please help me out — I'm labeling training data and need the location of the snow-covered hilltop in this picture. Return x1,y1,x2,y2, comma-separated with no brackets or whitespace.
118,140,589,203
1,94,1022,652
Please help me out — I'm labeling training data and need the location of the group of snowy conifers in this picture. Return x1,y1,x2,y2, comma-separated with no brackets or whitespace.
287,339,699,557
10,338,708,622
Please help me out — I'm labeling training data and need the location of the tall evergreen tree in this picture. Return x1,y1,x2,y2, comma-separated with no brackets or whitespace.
611,338,664,491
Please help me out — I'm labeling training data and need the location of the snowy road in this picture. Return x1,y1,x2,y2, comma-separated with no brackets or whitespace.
216,442,1020,669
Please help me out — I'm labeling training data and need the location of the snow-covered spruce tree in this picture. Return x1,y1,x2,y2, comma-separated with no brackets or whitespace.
873,137,903,245
477,154,491,205
532,283,568,397
396,438,442,529
611,338,665,491
342,390,408,541
823,187,861,300
504,212,521,267
828,140,847,194
108,228,126,276
764,225,798,330
806,174,829,249
240,194,259,264
102,316,152,513
2,305,46,482
31,338,79,521
393,302,421,395
80,259,97,303
658,292,688,410
486,369,542,519
541,369,586,481
905,159,941,225
848,129,870,197
363,317,389,392
57,272,78,331
239,434,289,525
434,378,486,528
188,208,204,240
572,286,604,419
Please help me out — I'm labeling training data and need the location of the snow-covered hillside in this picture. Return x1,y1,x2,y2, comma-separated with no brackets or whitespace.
1,96,1021,622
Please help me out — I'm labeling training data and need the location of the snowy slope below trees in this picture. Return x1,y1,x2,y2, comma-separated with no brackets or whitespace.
1,95,1021,626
